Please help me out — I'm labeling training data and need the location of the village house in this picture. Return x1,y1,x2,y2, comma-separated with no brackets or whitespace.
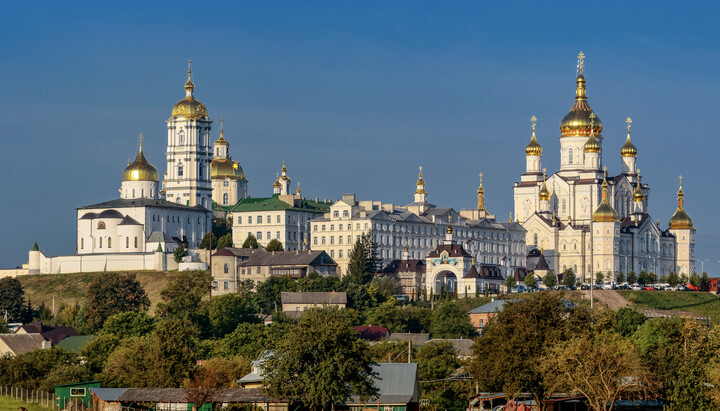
280,291,347,318
0,333,50,356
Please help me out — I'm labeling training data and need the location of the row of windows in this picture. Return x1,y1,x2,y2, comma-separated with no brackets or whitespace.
315,221,516,242
151,215,203,224
80,236,138,249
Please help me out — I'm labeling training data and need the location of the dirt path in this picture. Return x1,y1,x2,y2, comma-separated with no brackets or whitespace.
582,289,631,310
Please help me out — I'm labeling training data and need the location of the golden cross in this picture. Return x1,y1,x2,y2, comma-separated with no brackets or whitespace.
220,116,224,131
187,58,192,72
577,51,585,73
419,166,423,174
448,215,452,224
479,172,483,185
626,117,632,133
603,166,608,178
679,175,683,186
138,133,144,147
542,167,546,178
531,115,537,132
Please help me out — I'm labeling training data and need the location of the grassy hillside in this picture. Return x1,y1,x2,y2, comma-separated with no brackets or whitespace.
18,271,174,314
618,290,720,323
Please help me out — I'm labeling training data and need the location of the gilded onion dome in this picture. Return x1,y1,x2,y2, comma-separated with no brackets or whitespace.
273,173,281,189
633,181,644,202
171,62,208,120
592,174,619,223
584,133,601,153
669,178,694,229
526,130,542,156
415,166,427,194
123,144,159,182
538,175,551,202
211,159,246,181
620,133,637,157
560,53,603,137
477,173,487,211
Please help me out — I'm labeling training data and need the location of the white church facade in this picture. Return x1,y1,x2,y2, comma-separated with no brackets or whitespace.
513,53,695,281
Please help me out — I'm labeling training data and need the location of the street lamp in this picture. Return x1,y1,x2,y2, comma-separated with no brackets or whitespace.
700,259,709,274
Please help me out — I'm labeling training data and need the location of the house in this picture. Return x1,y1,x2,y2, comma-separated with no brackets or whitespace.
211,248,338,295
354,326,390,341
238,360,265,389
468,299,514,330
379,248,426,297
101,387,285,411
56,335,96,353
15,322,79,345
425,339,474,360
0,333,50,356
280,291,347,316
388,333,430,346
343,363,420,411
90,388,128,411
55,381,101,410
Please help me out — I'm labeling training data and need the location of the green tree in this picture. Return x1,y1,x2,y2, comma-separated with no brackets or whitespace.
626,271,637,285
255,275,297,313
207,294,259,338
667,271,680,287
82,334,121,375
524,273,537,288
199,232,218,250
429,300,477,338
0,277,25,322
156,271,212,334
371,276,402,300
614,307,646,337
215,322,269,360
263,307,378,411
416,340,460,381
241,233,260,249
469,293,592,409
174,243,189,263
562,270,576,288
217,233,233,249
365,299,405,332
680,273,689,284
0,347,85,390
701,272,710,291
638,270,650,285
543,271,557,288
504,275,517,289
297,272,341,292
85,273,151,331
596,272,605,285
616,271,625,284
346,233,380,285
265,239,284,251
100,311,155,338
690,272,700,287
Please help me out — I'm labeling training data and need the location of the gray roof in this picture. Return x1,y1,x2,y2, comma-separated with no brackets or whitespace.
388,333,430,345
468,299,512,314
79,198,211,213
115,388,275,403
90,388,128,401
281,291,347,305
240,250,337,267
0,333,47,355
426,339,474,357
147,231,174,243
347,363,419,405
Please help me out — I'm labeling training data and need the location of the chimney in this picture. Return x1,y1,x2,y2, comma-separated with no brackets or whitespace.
41,340,51,349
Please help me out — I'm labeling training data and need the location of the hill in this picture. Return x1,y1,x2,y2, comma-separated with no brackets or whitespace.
18,270,175,314
618,290,720,323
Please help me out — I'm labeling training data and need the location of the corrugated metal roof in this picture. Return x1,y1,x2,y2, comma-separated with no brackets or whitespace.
115,388,275,403
0,333,47,355
346,363,419,405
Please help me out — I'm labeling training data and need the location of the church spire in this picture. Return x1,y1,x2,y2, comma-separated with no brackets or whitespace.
477,172,487,212
184,59,194,97
669,176,694,229
592,168,619,222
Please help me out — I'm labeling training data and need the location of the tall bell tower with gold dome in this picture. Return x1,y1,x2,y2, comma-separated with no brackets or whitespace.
164,60,213,209
211,118,248,206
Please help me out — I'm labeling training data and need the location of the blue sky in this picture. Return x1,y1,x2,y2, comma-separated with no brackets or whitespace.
1,1,719,273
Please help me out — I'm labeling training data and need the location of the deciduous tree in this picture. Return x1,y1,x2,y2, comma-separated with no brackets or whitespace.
265,239,283,252
241,234,259,249
524,273,537,288
429,300,477,339
543,271,557,288
85,273,150,331
0,277,25,322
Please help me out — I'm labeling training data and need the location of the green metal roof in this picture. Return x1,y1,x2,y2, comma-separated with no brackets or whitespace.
56,335,96,353
226,196,331,213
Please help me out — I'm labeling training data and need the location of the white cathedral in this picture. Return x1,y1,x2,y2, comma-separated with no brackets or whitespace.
514,53,695,281
26,63,250,274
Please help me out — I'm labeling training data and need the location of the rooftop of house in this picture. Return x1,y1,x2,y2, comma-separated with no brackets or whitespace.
16,322,79,345
240,250,337,267
224,195,331,214
426,338,475,357
0,333,48,355
346,363,420,405
281,291,347,305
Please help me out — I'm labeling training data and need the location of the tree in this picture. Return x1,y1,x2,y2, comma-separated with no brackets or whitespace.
346,233,380,285
667,271,680,287
85,273,151,331
100,311,155,338
614,307,646,337
0,277,25,322
207,294,259,338
524,273,537,288
157,271,212,334
543,271,557,288
365,299,405,333
371,276,403,300
627,271,637,285
216,322,269,360
241,233,259,249
263,307,379,410
255,275,297,313
217,233,233,249
82,334,121,375
199,232,218,250
680,273,689,284
416,340,460,381
562,270,576,288
504,275,517,289
429,300,477,338
174,243,189,263
0,347,84,390
469,293,592,409
701,272,710,291
265,239,284,252
596,272,605,285
638,270,650,285
689,272,700,288
184,357,252,410
297,272,341,293
616,272,625,284
541,332,656,411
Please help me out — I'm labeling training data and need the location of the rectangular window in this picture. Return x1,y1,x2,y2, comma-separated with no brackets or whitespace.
277,215,281,223
347,235,351,243
314,237,318,245
81,238,84,249
339,250,343,258
99,238,102,248
276,231,280,239
267,215,271,224
238,216,242,224
70,388,86,397
126,237,129,248
257,232,262,240
356,223,360,230
248,216,252,224
257,216,263,224
322,237,326,245
223,281,229,290
330,224,334,231
334,211,339,218
134,237,138,248
256,267,261,274
267,231,270,240
322,225,326,231
338,236,343,244
330,250,335,258
343,210,349,218
330,236,334,244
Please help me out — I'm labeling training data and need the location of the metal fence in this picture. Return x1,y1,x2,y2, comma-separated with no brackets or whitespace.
1,385,57,409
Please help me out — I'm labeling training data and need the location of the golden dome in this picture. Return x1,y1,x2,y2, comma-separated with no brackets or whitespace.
560,56,602,137
538,179,551,201
526,131,543,156
584,133,601,153
415,166,427,194
446,224,453,234
593,175,619,223
171,63,208,120
620,133,637,157
123,146,158,182
669,180,693,229
633,181,644,202
211,158,246,181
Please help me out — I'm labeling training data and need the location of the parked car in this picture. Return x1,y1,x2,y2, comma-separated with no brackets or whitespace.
580,284,590,290
630,284,642,291
601,283,614,290
642,285,654,291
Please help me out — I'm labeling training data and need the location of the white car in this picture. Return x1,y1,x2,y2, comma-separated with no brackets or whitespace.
631,285,642,291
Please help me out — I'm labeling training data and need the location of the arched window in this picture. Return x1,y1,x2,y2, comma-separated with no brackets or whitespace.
568,148,574,164
224,264,229,274
97,221,106,230
533,233,538,245
99,237,103,248
179,130,185,145
223,193,229,205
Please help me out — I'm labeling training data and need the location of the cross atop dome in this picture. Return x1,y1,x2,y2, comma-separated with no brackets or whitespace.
577,51,585,74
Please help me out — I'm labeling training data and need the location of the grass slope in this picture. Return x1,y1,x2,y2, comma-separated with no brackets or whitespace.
18,271,174,314
0,395,53,410
618,290,720,322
